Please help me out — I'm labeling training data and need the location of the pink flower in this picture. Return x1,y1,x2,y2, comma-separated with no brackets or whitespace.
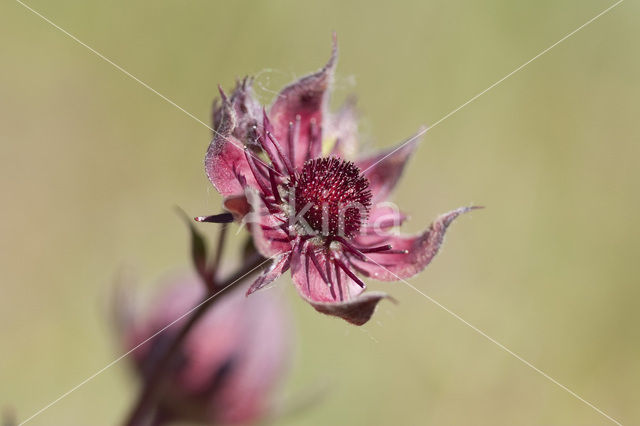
203,38,477,326
116,275,292,425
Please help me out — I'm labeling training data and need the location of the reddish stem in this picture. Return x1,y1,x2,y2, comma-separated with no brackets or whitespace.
122,252,266,426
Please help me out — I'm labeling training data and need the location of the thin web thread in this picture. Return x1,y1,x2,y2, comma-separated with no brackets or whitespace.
11,0,626,424
16,257,273,426
360,253,623,425
361,0,625,176
12,0,281,178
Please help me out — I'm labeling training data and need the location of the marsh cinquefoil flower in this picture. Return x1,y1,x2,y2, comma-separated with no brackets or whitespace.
203,40,476,325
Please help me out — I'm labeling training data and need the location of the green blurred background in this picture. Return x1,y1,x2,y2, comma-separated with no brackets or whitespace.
1,0,638,424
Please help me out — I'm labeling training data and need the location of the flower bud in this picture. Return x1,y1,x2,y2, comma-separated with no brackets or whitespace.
116,274,292,425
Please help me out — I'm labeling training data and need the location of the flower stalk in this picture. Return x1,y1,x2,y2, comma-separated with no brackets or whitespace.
122,222,266,426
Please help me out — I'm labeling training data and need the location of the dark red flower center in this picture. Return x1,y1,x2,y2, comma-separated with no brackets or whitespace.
292,157,371,238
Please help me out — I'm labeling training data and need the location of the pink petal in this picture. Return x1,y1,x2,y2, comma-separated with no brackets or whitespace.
362,203,409,235
289,241,390,325
244,188,293,258
269,40,337,169
290,242,355,303
205,94,259,198
246,254,291,295
308,291,393,326
351,206,478,281
356,128,424,202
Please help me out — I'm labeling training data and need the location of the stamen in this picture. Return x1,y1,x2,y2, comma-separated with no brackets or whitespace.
335,258,366,288
244,147,272,197
262,108,274,135
234,169,277,212
257,112,284,172
349,261,372,278
324,248,336,300
276,221,292,236
260,223,288,231
268,169,282,204
246,146,274,173
242,135,272,178
299,235,313,244
351,244,409,256
287,122,295,161
334,261,344,301
266,131,294,176
301,242,311,293
307,247,331,286
332,236,366,261
251,150,272,179
233,164,278,213
255,136,283,175
358,244,392,253
259,194,278,213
